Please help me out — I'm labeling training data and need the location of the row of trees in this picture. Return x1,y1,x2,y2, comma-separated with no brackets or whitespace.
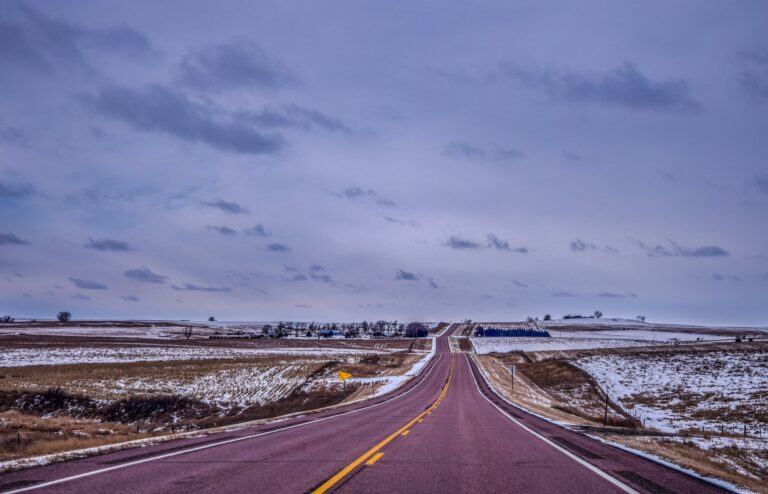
1,312,73,323
257,321,428,339
532,312,646,322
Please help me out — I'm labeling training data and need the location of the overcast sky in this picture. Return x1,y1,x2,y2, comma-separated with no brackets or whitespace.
2,1,767,324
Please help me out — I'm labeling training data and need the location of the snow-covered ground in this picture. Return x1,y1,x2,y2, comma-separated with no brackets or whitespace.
541,318,768,333
105,365,312,407
470,329,731,354
574,351,768,435
345,337,435,397
547,330,733,341
0,345,385,367
650,435,768,481
0,324,201,339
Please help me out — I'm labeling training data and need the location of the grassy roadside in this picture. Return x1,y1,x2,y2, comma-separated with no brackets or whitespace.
475,353,767,493
0,350,426,464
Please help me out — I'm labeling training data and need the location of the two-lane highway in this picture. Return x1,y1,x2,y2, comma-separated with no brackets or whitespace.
0,324,729,493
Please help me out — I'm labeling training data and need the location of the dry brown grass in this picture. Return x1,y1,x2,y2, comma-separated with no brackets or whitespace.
0,334,432,352
477,355,637,427
524,340,768,362
478,346,768,493
0,410,149,462
430,322,449,334
0,346,420,464
457,338,473,352
0,356,325,400
599,434,768,493
335,352,421,378
476,355,595,426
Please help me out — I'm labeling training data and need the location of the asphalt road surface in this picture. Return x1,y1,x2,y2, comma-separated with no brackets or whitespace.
0,324,728,493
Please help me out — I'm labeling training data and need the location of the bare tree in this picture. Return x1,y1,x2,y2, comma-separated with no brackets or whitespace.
56,311,72,323
594,310,603,319
182,326,193,339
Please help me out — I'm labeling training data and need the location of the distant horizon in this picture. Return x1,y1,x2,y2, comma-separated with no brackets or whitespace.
4,314,766,329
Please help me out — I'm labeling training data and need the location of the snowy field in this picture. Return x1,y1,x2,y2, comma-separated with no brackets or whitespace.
0,324,204,339
541,317,768,332
470,329,732,354
105,364,313,407
344,337,435,397
574,351,768,434
576,350,768,484
0,345,385,368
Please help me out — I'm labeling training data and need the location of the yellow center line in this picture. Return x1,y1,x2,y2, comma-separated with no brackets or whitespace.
311,357,454,494
401,430,410,436
365,452,384,466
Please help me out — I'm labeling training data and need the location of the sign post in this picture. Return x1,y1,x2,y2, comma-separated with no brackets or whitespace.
508,365,515,392
338,371,351,391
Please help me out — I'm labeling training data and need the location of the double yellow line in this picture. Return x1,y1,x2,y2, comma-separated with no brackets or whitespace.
312,357,455,494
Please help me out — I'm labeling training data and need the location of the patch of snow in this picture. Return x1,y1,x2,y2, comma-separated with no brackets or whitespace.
541,318,768,332
588,435,755,494
470,329,733,354
574,351,768,435
105,364,313,407
0,346,384,368
346,337,436,397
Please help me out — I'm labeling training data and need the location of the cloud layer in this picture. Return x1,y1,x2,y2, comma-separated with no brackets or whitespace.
0,2,765,324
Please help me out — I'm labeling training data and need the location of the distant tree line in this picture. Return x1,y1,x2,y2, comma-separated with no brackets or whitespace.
561,310,603,320
544,312,647,322
474,326,551,338
257,320,428,339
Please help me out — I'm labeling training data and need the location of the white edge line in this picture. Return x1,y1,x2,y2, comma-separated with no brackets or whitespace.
465,354,640,494
3,341,446,494
588,435,747,494
469,354,742,494
1,337,443,475
2,338,440,475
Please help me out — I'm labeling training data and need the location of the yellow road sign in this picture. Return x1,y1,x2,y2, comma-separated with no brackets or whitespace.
338,371,352,381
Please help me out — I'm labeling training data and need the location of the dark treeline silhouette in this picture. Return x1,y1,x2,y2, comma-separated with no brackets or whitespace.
256,320,421,339
474,326,551,338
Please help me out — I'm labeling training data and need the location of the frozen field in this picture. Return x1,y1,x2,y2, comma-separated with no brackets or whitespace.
106,364,315,407
541,318,768,332
0,345,385,368
0,324,205,339
574,350,768,434
470,329,731,354
344,338,435,397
